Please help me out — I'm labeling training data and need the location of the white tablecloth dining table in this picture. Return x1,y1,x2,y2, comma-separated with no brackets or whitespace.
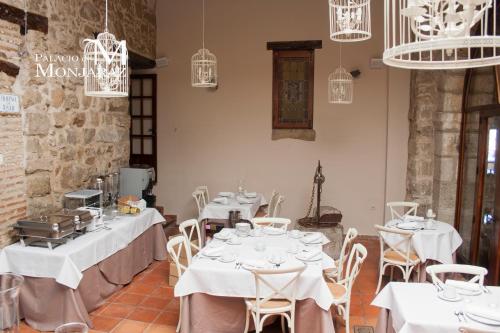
372,282,500,333
0,208,165,289
199,193,267,221
385,219,462,264
175,229,336,310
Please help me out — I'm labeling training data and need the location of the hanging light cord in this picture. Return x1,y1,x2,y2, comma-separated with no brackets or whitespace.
202,0,205,50
23,0,27,36
105,0,108,32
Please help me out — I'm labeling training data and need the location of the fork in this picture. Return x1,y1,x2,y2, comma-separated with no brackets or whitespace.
454,310,462,322
459,311,467,322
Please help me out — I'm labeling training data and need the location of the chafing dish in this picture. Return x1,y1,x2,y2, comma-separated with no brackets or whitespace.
64,189,102,210
51,209,94,232
13,215,75,249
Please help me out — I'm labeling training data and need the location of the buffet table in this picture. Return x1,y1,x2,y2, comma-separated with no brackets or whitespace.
175,229,336,333
0,208,167,331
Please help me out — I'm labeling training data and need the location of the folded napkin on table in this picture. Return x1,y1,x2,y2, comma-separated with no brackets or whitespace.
465,304,500,322
302,233,322,243
302,249,322,260
244,192,257,198
237,197,256,204
403,216,425,222
213,197,229,204
445,280,481,292
202,244,226,257
241,259,267,269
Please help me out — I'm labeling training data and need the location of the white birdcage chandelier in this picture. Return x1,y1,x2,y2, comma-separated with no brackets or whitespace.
83,0,128,97
329,47,353,104
191,0,217,88
329,0,372,42
384,0,500,69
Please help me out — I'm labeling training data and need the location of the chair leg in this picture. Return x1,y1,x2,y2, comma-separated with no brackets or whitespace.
345,303,350,333
281,316,286,333
290,308,296,333
176,297,182,333
254,313,261,333
243,309,250,333
376,263,386,294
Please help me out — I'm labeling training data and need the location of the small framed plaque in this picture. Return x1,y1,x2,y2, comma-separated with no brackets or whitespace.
0,94,20,114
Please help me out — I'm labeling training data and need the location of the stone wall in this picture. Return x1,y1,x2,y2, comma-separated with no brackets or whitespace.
0,0,156,247
407,68,496,225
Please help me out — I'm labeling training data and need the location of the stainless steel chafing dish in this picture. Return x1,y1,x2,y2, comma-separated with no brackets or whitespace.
51,209,94,232
13,214,75,249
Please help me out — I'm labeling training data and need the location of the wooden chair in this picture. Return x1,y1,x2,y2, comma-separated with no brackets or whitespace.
192,190,206,217
426,264,488,289
386,201,419,220
178,219,202,261
326,243,367,333
244,265,306,333
375,225,421,294
166,235,190,333
250,217,292,230
265,191,279,216
195,185,210,205
267,195,284,217
325,227,358,282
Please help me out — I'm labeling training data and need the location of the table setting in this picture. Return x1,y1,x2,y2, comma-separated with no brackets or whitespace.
384,210,462,265
373,282,500,333
198,191,267,221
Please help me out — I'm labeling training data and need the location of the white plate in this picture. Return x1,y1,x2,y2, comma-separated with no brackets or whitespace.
300,238,322,245
288,231,304,239
244,193,257,198
455,288,482,296
226,238,242,245
465,312,500,326
214,232,232,241
201,250,223,258
264,227,286,236
219,254,236,263
437,291,462,302
296,252,323,262
268,255,286,265
218,192,234,197
396,222,422,231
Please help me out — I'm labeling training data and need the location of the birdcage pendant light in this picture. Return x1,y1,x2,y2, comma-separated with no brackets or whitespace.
329,47,353,104
329,0,371,42
192,0,217,87
384,0,500,69
83,0,128,97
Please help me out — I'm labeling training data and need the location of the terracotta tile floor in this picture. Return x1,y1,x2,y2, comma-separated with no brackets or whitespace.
20,238,383,333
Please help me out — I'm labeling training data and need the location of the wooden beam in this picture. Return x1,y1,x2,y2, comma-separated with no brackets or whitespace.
129,51,156,70
267,40,322,51
0,2,48,35
0,59,20,77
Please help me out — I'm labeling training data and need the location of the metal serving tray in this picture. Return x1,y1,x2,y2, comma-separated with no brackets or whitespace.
51,209,94,232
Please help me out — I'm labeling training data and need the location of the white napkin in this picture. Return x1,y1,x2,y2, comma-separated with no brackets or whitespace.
244,192,257,198
445,280,481,292
213,197,229,204
241,259,267,269
202,244,226,257
302,249,322,260
465,304,500,322
302,233,322,244
403,215,424,222
237,197,256,204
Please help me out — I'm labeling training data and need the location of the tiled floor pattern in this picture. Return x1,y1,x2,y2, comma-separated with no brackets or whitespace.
20,238,382,333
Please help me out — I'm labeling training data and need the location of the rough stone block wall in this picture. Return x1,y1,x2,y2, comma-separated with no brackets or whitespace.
0,0,156,247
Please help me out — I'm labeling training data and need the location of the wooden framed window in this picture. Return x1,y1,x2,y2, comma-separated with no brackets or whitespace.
268,41,322,130
129,74,157,176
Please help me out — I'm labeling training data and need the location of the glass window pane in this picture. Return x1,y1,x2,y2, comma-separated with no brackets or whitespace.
131,80,141,97
143,99,153,116
132,138,142,154
144,138,153,155
143,119,153,135
131,99,141,116
132,119,141,135
143,79,153,96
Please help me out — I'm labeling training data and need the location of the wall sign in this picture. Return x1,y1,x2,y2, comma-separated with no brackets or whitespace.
0,94,20,113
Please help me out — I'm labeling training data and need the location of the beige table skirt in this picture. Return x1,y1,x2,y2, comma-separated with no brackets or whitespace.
180,293,336,333
19,224,168,331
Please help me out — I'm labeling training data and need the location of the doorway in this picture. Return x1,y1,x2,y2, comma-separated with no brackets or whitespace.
456,67,500,285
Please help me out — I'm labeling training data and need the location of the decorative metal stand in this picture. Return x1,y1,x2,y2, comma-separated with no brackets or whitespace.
298,161,343,228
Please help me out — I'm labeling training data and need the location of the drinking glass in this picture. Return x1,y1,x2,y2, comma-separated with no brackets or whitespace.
0,274,24,333
54,322,89,333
